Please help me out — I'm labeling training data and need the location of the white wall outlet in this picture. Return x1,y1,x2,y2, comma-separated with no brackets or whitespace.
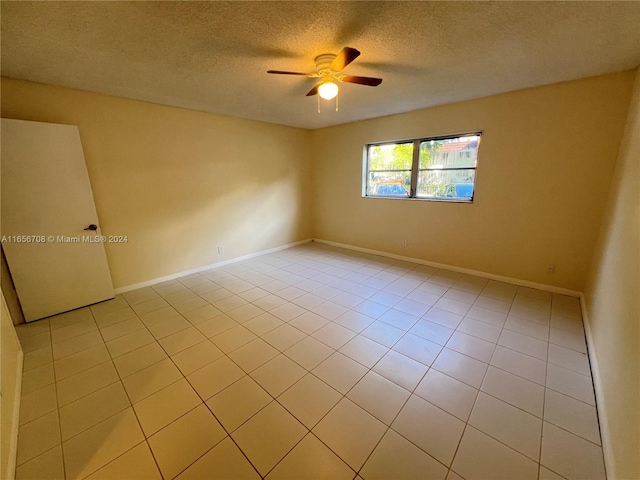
546,264,555,274
218,246,225,254
401,239,408,247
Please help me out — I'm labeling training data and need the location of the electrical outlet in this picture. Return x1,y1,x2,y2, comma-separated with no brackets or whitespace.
401,239,408,247
218,246,225,254
546,264,555,274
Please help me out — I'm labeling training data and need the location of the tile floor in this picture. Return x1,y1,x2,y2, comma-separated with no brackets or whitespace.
13,242,605,480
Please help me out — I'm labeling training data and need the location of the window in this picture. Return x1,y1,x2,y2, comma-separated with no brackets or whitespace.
364,132,481,202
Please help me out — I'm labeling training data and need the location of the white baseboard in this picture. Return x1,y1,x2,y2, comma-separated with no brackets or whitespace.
114,238,313,294
580,295,613,479
6,349,23,480
312,238,582,298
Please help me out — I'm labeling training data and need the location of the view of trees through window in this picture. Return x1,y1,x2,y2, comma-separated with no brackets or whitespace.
365,133,480,201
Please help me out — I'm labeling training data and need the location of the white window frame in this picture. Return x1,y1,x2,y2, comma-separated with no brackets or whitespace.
363,131,482,203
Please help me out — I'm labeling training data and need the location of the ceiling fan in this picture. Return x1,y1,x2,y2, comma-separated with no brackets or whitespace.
267,47,382,100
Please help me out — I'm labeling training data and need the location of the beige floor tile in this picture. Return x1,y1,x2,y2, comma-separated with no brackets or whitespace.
457,318,502,343
15,445,64,480
229,338,279,373
339,335,388,368
232,401,307,476
392,333,442,366
285,336,334,370
147,316,191,340
59,382,130,441
183,304,222,324
392,394,465,466
94,306,138,329
278,374,341,429
132,297,170,316
347,371,411,425
86,442,162,480
187,355,246,400
54,344,111,380
451,426,538,480
16,411,61,466
21,362,55,396
106,329,156,358
378,309,420,331
549,327,587,354
158,327,206,355
541,422,605,480
311,301,349,321
134,379,202,436
195,314,238,338
63,408,144,480
432,348,488,389
311,351,368,394
91,298,129,318
172,296,208,314
251,354,307,396
50,319,98,345
481,366,545,417
543,389,601,445
15,319,50,340
210,325,257,353
253,294,289,311
176,437,260,480
113,342,168,378
313,398,386,471
352,299,390,319
469,393,541,461
207,376,272,432
360,429,448,480
289,311,330,334
409,319,455,346
372,350,428,390
361,320,405,347
227,303,265,323
465,305,507,327
148,404,227,480
269,302,306,322
538,466,566,480
20,332,51,353
546,364,595,406
52,329,103,360
446,331,495,363
99,317,145,342
244,312,284,336
214,295,250,313
122,358,183,403
171,340,224,375
23,345,53,372
394,298,431,317
122,286,160,305
311,322,356,349
267,433,354,480
139,306,181,326
20,383,58,425
55,361,119,407
262,324,307,351
547,343,591,376
490,345,547,385
49,308,91,330
423,307,464,330
498,330,548,361
415,369,478,421
333,310,376,333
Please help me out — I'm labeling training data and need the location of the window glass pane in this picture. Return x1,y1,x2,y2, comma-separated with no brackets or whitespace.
367,142,413,196
419,135,479,169
416,169,476,200
367,171,411,196
368,143,413,171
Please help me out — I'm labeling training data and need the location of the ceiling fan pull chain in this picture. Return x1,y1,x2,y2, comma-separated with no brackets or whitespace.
336,91,339,112
317,95,320,113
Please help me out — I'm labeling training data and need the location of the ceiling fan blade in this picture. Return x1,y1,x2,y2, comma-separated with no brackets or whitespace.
306,83,321,96
341,75,383,86
267,70,310,76
331,47,360,71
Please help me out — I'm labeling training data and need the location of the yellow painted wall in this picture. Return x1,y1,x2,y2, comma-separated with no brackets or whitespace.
1,289,22,480
1,78,312,289
584,69,639,479
311,72,635,291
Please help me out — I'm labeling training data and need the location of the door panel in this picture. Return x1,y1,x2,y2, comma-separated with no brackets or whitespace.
1,118,114,321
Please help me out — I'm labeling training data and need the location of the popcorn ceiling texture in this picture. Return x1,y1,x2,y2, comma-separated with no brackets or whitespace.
1,1,639,129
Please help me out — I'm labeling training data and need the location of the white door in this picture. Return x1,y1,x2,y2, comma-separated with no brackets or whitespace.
1,118,114,321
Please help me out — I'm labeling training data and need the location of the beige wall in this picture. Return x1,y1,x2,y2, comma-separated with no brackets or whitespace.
1,289,22,480
1,78,312,289
311,72,635,291
583,69,639,479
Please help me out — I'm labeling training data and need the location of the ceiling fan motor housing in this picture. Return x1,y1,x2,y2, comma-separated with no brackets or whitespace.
315,54,337,75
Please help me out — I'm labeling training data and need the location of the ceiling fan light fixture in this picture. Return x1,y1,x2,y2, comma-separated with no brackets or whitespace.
318,81,339,100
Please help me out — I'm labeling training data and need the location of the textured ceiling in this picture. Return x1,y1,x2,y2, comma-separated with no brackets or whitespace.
2,1,640,130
